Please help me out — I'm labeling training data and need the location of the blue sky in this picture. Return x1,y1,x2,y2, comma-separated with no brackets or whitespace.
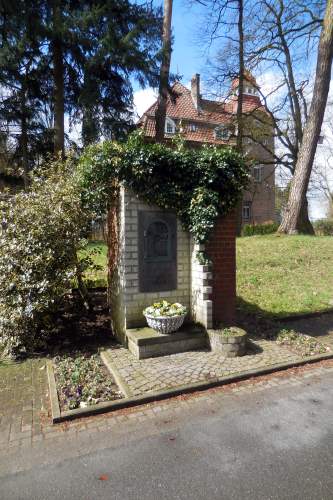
162,2,206,83
132,1,296,116
133,1,209,117
135,1,206,89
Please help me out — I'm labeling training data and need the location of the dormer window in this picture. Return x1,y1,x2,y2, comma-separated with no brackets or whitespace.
253,164,264,182
215,126,230,141
189,123,197,132
165,117,176,135
244,86,258,96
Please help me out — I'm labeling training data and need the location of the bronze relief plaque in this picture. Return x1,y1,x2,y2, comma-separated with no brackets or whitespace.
138,211,177,292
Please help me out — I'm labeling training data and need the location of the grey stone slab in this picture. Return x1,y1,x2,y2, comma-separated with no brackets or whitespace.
126,323,207,347
132,337,207,359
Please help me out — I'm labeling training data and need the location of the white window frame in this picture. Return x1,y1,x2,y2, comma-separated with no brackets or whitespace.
165,117,176,135
215,126,230,141
253,164,264,183
242,201,252,221
244,86,258,96
189,123,197,132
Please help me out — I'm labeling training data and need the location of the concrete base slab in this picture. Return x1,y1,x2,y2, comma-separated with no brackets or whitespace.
126,324,208,359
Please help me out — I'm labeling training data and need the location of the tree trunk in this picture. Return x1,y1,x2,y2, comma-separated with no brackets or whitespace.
82,107,98,147
20,85,29,189
236,0,244,153
279,0,333,234
81,70,99,147
298,197,314,234
74,252,92,311
106,184,120,310
52,0,65,156
155,0,173,142
235,0,244,236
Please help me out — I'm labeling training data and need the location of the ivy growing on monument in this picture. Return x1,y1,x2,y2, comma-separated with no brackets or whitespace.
78,132,249,244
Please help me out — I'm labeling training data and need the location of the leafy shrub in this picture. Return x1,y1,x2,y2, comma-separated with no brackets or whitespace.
0,158,91,357
314,219,333,236
241,221,279,236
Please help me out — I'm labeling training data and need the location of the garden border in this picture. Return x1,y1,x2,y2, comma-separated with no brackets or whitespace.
47,350,333,424
47,360,61,422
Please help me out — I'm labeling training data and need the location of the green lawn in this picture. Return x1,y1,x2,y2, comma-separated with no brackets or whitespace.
83,235,333,318
80,241,108,287
237,235,333,318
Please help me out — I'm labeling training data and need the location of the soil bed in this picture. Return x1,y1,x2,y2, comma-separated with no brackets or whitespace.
54,352,123,411
276,329,330,357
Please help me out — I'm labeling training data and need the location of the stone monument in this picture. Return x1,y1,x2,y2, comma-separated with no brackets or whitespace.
109,187,237,359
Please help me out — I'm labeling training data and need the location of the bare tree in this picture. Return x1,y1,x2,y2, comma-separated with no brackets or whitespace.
247,0,324,232
279,0,333,233
155,0,173,142
191,0,325,229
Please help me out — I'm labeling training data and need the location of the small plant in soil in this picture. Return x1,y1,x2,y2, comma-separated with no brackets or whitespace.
276,329,329,357
54,353,123,411
219,327,246,337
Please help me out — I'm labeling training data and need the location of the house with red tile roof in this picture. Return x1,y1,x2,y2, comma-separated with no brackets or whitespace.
138,72,276,226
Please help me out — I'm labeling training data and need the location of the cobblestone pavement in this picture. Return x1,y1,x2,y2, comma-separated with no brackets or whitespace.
1,313,333,453
104,339,302,396
0,359,49,449
0,359,333,457
2,363,333,500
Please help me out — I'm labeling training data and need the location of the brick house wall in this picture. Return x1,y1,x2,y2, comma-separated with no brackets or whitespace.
242,139,275,224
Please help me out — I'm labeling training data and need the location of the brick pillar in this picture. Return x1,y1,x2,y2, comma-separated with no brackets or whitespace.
205,211,236,326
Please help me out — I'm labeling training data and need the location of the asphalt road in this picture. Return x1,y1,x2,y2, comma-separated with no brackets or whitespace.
1,369,333,500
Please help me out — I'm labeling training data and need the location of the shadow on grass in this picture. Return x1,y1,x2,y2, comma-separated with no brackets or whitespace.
236,297,285,340
237,296,333,322
236,297,333,342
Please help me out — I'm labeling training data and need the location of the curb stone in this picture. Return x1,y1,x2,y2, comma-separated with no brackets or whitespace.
46,360,61,421
48,350,333,424
100,350,133,398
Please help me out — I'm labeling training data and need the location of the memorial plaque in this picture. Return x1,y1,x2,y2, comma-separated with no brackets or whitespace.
138,211,177,292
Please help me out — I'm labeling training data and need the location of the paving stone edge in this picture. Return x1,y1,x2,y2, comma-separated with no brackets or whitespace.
48,350,333,424
47,360,61,421
100,350,134,398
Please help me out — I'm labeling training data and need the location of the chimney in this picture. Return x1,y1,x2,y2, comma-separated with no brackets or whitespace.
191,73,201,110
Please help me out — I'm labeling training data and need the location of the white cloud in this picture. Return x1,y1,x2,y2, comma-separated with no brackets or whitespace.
257,71,286,107
133,87,158,121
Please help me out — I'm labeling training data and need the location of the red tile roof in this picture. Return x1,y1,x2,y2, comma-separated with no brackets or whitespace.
231,70,259,90
139,81,266,145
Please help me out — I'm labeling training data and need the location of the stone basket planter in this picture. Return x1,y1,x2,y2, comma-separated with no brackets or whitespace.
208,327,248,357
144,313,186,335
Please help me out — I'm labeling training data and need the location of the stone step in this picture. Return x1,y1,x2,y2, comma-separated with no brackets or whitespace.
126,324,208,359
